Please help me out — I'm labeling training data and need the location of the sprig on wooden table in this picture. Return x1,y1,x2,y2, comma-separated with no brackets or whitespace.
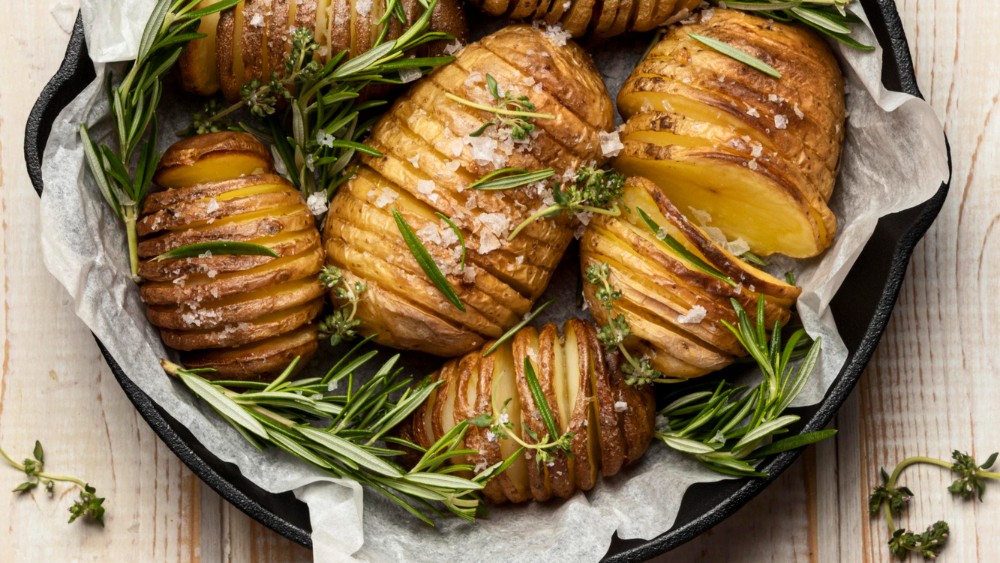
0,440,106,526
869,450,1000,559
653,296,835,476
79,0,241,279
163,345,514,524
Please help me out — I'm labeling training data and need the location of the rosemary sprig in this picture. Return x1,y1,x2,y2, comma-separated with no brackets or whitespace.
654,295,833,476
319,265,368,347
446,74,554,141
688,33,781,78
482,299,555,357
392,208,465,312
740,251,767,268
635,207,736,287
152,241,279,261
585,263,682,386
870,451,1000,559
508,167,626,241
1,441,106,526
163,351,513,524
715,0,874,51
79,0,241,279
208,0,453,201
468,167,555,191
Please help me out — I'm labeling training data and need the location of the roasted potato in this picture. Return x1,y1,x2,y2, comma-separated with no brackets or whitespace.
465,0,701,37
322,25,615,357
580,176,800,378
137,132,325,380
615,9,846,258
400,319,655,503
182,0,468,100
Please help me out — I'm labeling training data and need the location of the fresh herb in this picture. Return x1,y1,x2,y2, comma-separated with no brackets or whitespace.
468,359,573,467
446,74,555,141
688,33,782,78
508,167,626,241
435,212,466,270
79,0,241,279
740,251,767,267
482,299,555,357
152,241,279,261
1,440,106,526
635,207,736,287
711,0,874,51
585,263,682,386
870,450,1000,559
179,98,232,136
319,266,368,347
654,295,833,476
468,167,555,191
163,349,514,524
392,208,465,312
785,271,797,285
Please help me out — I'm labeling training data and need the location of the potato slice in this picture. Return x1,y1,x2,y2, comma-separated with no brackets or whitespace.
266,0,292,76
154,132,272,189
160,298,323,350
241,0,270,83
183,323,318,380
536,324,574,499
511,327,552,502
178,1,222,95
491,344,532,502
563,319,598,492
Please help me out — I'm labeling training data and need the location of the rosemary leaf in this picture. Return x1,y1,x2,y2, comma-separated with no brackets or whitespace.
178,371,268,439
482,299,555,357
468,167,555,191
636,207,735,287
153,241,279,261
688,33,782,79
523,357,560,442
392,208,466,312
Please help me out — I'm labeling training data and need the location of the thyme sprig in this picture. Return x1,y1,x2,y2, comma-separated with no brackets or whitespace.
654,296,833,476
585,263,682,386
319,266,367,347
446,74,555,141
79,0,241,279
870,451,1000,559
207,1,453,200
1,440,106,526
163,349,514,524
509,168,626,241
714,0,874,51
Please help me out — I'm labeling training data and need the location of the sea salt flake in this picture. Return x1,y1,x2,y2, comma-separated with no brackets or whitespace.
205,198,220,213
306,192,329,216
793,103,805,119
416,179,436,195
725,238,751,256
478,231,502,255
676,305,707,324
746,105,761,118
356,0,372,16
599,130,624,157
198,251,213,259
774,114,789,130
249,13,264,27
399,67,422,84
541,23,571,46
373,187,399,209
444,40,463,55
614,401,628,413
407,154,421,168
479,212,510,237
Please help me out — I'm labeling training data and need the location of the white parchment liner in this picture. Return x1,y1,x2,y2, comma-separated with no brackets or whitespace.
40,2,948,560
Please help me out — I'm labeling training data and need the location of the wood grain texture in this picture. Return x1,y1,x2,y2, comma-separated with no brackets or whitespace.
0,1,994,562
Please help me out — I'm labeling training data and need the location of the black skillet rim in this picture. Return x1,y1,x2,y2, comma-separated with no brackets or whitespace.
23,1,951,558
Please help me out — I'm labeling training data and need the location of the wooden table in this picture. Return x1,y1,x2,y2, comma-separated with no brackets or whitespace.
1,1,996,561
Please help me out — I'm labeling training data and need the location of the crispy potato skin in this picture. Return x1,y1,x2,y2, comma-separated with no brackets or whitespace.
403,319,655,504
615,9,846,258
580,177,799,378
138,133,324,381
464,0,698,37
321,25,613,357
186,0,469,100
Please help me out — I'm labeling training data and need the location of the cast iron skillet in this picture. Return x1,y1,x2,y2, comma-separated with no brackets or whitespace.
24,1,950,559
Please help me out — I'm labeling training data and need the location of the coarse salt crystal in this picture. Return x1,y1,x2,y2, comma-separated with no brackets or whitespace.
205,198,220,213
747,159,759,171
750,141,763,158
462,267,477,284
774,114,788,130
373,187,399,209
794,103,805,119
249,13,264,27
355,0,372,16
416,179,436,195
541,23,571,46
307,192,328,216
444,40,463,55
746,105,761,118
463,71,483,88
399,67,422,84
614,401,628,412
725,238,751,256
479,212,510,237
676,305,707,324
448,138,465,157
599,130,624,157
478,230,501,255
198,251,213,259
444,160,461,172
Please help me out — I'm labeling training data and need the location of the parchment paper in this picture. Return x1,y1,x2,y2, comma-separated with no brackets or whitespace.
39,2,948,561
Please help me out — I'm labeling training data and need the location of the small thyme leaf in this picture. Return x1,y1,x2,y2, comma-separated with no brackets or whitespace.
445,73,554,141
635,207,736,287
392,208,465,312
319,266,366,347
152,241,279,261
482,299,555,357
468,167,555,191
688,33,782,78
509,167,625,241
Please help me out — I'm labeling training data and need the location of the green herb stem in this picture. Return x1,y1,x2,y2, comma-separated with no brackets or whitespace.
443,93,555,120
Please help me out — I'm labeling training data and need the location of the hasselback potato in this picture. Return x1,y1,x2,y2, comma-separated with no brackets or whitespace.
466,0,701,38
322,25,615,357
580,176,800,378
615,9,846,258
401,319,655,503
179,0,469,100
137,132,325,379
